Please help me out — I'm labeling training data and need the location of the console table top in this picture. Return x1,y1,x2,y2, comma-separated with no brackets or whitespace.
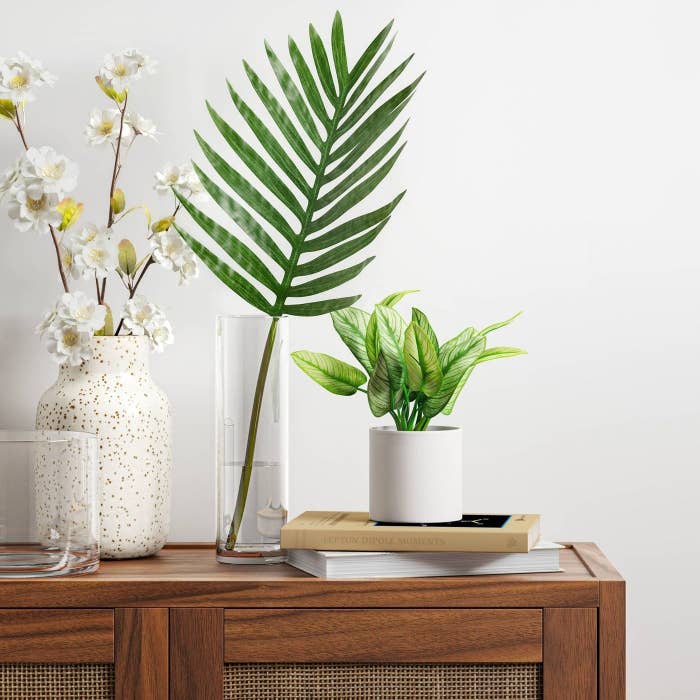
0,542,622,609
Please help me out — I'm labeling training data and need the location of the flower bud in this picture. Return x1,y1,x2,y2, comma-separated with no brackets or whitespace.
118,239,137,276
111,188,126,215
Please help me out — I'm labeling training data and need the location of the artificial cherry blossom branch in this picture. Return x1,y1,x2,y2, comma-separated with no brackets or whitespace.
13,109,70,294
114,201,181,336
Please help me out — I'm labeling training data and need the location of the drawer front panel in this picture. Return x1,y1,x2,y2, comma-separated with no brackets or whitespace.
0,609,114,662
225,608,542,663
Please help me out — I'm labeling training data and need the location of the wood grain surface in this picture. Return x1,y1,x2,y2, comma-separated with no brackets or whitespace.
115,608,168,700
599,580,626,699
0,608,113,662
170,608,223,700
543,607,597,700
0,545,598,609
225,608,542,663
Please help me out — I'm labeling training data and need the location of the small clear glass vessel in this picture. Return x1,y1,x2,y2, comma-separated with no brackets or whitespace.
0,430,99,577
216,315,289,564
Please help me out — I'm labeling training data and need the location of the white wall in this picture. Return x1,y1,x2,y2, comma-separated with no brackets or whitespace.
1,1,698,696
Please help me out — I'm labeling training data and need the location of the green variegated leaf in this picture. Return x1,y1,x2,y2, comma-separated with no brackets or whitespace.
379,289,419,307
331,306,372,373
411,307,439,352
364,291,414,367
374,304,406,392
474,346,527,364
365,309,380,367
404,322,442,396
422,328,485,418
367,352,400,417
441,365,475,415
480,311,524,336
291,350,366,395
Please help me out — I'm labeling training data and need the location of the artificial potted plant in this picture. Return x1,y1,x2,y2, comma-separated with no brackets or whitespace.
176,12,422,561
292,291,526,523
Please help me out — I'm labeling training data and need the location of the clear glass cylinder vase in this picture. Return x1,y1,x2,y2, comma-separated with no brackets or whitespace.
0,430,99,577
216,315,289,564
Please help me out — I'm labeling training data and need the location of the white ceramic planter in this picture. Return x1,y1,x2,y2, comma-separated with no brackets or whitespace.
36,336,172,559
369,426,463,523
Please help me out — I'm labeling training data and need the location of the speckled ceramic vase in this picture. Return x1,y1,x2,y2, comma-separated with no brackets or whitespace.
35,336,172,559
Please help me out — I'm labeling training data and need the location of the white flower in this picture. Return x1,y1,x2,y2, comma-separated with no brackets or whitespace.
6,182,61,233
99,52,139,93
149,317,174,352
124,112,157,141
153,163,183,193
0,52,56,104
84,108,133,146
123,48,157,76
122,295,159,336
154,162,206,202
56,290,106,333
122,295,173,351
151,229,188,270
180,163,206,202
59,231,87,280
150,228,199,284
178,248,199,286
45,322,93,366
0,160,20,202
20,146,78,196
35,308,57,335
79,227,118,277
76,222,99,245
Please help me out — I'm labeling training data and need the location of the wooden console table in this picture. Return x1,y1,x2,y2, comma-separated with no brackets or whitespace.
0,542,624,699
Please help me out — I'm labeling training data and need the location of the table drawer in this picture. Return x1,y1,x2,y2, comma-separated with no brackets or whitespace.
0,608,114,662
225,608,542,663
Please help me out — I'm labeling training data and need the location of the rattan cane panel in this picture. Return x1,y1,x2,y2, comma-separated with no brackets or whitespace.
224,662,543,699
0,663,114,699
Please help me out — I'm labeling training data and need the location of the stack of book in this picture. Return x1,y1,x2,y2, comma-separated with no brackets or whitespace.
280,511,561,579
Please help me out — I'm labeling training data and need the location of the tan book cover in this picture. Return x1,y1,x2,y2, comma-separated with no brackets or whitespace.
281,512,540,553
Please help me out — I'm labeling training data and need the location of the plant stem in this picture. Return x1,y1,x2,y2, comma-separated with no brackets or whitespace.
225,316,279,550
114,203,181,335
13,107,70,293
100,93,128,309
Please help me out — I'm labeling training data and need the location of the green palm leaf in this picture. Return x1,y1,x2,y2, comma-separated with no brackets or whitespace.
178,10,420,318
178,11,420,551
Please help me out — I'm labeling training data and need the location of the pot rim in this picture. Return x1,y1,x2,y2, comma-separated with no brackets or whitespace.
370,425,462,434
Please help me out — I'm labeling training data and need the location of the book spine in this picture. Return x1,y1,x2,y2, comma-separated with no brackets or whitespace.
281,528,530,553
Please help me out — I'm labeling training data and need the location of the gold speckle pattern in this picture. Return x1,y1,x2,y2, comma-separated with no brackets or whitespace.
35,336,172,559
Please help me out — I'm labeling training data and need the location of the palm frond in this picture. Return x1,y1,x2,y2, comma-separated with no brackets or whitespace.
177,11,421,317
